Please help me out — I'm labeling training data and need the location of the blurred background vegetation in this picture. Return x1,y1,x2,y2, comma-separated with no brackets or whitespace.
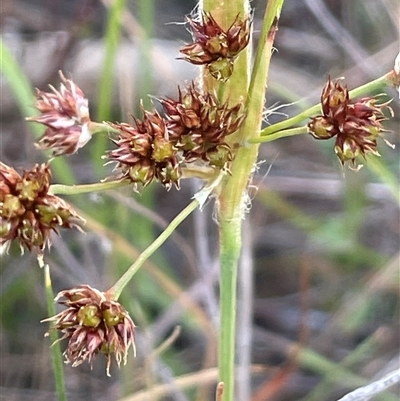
1,0,399,400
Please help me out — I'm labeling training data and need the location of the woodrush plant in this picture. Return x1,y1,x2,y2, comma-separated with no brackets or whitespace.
1,1,399,400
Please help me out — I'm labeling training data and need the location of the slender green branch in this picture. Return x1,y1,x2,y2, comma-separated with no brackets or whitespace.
261,72,393,136
348,72,395,99
248,125,308,144
43,265,67,401
49,180,130,195
88,121,120,135
49,170,219,196
108,199,199,300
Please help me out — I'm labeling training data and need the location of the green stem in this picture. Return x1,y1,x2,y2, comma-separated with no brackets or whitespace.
248,125,308,143
43,264,67,401
218,219,241,401
49,180,130,195
203,1,284,400
88,121,120,135
261,72,393,136
201,1,250,399
49,171,220,196
108,199,199,300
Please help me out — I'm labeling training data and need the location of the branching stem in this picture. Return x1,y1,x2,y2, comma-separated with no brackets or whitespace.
109,199,199,300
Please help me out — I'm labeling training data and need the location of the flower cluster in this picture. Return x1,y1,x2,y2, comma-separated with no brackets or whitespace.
106,109,181,190
180,12,251,81
43,285,136,376
159,83,244,168
0,163,83,255
25,71,244,191
105,83,244,189
308,77,393,168
27,72,92,156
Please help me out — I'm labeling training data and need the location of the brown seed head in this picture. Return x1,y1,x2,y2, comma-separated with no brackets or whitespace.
180,12,251,81
0,163,84,255
308,77,393,168
159,83,244,169
27,72,92,156
43,285,136,376
105,109,181,190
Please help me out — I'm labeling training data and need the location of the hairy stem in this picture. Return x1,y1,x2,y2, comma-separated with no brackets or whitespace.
199,1,284,400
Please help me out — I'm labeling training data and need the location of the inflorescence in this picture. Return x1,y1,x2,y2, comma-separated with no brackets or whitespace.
2,11,397,378
0,162,83,255
43,285,136,376
308,77,393,169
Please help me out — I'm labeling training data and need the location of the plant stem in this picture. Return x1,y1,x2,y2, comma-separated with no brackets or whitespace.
248,125,308,143
49,180,130,195
88,121,120,135
108,199,199,300
43,264,67,401
200,0,250,398
261,72,393,136
201,1,284,400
